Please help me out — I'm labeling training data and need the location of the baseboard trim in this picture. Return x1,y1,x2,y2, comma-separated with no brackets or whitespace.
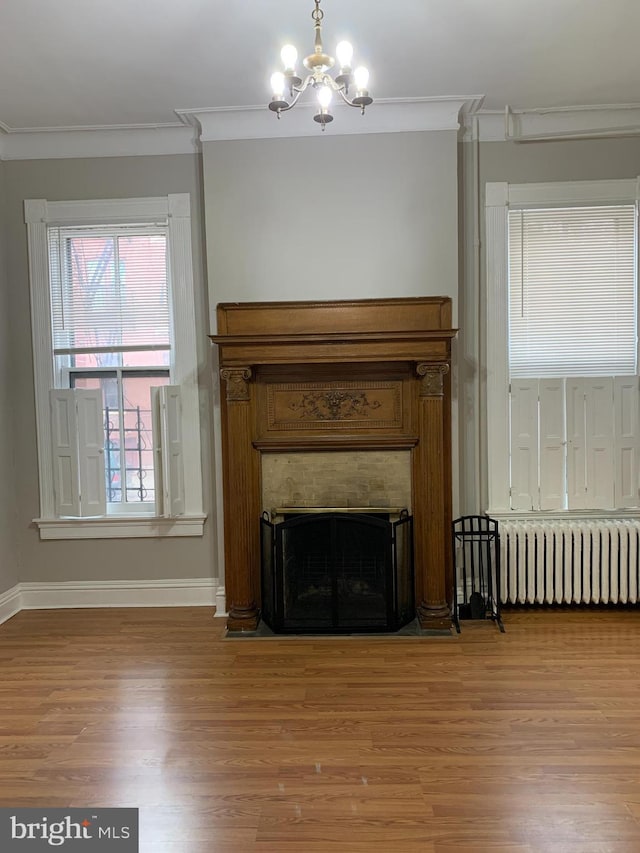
215,585,227,617
0,579,226,623
4,578,220,614
0,584,22,625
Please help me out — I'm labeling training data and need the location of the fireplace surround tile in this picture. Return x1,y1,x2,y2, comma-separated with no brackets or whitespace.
261,450,412,512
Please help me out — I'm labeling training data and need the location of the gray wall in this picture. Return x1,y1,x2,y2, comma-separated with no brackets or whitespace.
3,154,217,583
0,161,19,594
4,133,637,587
480,137,640,185
202,129,462,533
458,136,640,514
202,131,460,329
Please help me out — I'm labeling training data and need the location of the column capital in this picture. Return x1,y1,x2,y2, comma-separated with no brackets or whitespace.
220,367,252,402
416,363,449,398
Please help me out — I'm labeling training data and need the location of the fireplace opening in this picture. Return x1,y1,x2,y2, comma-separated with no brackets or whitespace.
260,511,414,633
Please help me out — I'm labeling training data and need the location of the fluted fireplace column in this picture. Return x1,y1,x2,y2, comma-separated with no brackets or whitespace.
219,367,260,631
414,363,452,630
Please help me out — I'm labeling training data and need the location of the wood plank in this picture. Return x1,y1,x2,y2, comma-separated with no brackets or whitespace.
215,297,452,336
0,607,639,850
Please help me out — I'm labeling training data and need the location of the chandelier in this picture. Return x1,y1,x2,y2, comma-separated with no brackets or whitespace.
268,0,373,129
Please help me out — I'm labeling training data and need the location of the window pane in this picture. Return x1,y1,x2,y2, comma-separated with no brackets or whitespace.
71,352,121,369
122,374,170,504
56,235,118,353
50,228,170,356
118,234,169,351
122,349,170,367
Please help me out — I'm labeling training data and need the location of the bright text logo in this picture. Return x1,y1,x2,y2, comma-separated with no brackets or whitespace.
0,809,138,851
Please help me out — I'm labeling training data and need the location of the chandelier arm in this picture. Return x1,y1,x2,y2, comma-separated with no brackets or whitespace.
334,88,365,115
335,87,358,106
290,75,315,96
277,76,318,112
335,83,374,113
321,76,343,93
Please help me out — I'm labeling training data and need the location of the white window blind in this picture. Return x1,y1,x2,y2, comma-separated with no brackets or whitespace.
508,205,637,378
48,226,170,358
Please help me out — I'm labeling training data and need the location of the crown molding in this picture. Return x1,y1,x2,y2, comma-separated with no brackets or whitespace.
177,96,485,142
0,122,199,161
463,103,640,142
0,97,483,160
9,98,638,157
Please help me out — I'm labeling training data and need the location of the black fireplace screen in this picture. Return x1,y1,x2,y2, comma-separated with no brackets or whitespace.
260,512,414,633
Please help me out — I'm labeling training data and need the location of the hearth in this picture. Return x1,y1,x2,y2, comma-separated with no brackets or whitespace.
260,510,414,633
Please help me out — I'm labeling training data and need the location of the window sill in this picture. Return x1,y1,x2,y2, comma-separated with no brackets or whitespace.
33,514,206,540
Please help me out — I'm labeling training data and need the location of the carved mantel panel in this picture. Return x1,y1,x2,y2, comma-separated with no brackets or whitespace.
211,297,457,634
267,380,402,431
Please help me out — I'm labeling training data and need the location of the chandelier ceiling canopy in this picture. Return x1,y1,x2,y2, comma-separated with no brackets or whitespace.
269,0,373,130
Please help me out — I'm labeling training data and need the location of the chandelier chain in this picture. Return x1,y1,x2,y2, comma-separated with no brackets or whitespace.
311,0,324,25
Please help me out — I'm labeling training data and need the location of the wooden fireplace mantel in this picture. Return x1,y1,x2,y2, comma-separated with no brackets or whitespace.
211,297,457,633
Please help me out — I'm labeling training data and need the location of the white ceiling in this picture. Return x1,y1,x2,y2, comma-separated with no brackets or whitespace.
0,0,638,131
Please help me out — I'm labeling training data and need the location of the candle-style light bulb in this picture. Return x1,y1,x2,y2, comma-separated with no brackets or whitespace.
317,86,333,108
270,71,285,98
353,66,369,91
336,40,353,70
280,44,298,72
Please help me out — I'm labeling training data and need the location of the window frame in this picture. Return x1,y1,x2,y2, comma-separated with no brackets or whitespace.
25,194,205,539
485,177,640,517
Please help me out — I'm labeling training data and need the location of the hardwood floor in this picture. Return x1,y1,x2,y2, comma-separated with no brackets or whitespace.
1,607,639,852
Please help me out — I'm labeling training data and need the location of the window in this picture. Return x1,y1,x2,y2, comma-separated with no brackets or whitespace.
51,225,171,512
26,194,205,539
486,179,640,515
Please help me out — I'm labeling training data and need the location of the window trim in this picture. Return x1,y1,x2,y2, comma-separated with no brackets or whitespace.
25,194,205,539
485,177,640,515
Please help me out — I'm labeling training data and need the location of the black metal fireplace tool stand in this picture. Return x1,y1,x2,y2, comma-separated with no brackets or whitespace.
452,515,505,633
